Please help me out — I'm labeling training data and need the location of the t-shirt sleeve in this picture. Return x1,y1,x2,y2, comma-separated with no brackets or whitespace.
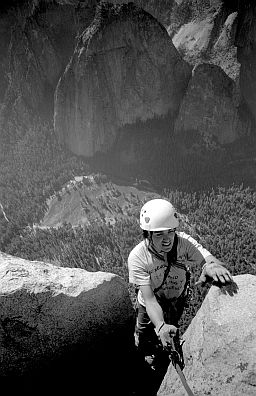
127,250,151,286
180,236,206,267
178,231,211,259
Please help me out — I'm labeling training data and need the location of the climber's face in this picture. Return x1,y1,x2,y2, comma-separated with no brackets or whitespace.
151,229,176,253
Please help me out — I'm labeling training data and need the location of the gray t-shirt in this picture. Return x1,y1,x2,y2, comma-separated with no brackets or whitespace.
128,232,211,306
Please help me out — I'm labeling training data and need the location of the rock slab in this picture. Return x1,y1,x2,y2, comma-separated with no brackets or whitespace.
158,274,256,396
0,251,135,378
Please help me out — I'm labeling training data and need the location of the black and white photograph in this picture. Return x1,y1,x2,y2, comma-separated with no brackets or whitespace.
0,1,255,395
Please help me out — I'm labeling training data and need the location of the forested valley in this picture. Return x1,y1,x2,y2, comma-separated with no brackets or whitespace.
0,122,255,334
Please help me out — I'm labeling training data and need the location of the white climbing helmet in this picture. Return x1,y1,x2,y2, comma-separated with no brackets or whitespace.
140,199,179,231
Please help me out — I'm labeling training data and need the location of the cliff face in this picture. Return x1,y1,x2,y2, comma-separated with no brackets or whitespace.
1,0,256,188
134,0,175,25
235,0,256,127
54,2,191,157
169,0,256,130
169,0,240,80
174,63,251,147
0,1,96,139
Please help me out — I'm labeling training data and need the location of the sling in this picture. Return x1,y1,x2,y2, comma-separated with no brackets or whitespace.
153,234,178,293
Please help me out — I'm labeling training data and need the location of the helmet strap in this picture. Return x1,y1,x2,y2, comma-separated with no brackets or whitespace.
147,232,166,261
148,231,153,244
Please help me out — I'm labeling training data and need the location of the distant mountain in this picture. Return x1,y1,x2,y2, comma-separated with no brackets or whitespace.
0,0,256,191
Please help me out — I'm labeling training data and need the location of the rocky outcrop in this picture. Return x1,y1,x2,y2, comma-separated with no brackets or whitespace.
0,251,135,390
158,274,256,396
168,0,256,137
54,2,191,157
174,63,251,147
170,1,240,80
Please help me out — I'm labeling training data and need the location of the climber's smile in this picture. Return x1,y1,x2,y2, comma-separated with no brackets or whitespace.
151,229,176,253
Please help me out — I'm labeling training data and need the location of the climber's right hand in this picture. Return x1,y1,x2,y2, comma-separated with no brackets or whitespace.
155,322,178,349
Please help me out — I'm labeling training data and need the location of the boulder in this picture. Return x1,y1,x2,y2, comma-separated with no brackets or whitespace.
0,251,135,394
158,274,256,396
174,63,250,147
54,2,191,157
